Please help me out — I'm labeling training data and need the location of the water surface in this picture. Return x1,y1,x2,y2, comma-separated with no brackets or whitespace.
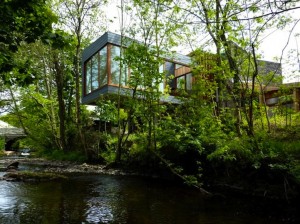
0,172,298,224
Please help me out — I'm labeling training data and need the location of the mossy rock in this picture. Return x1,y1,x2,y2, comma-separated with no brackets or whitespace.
2,171,68,182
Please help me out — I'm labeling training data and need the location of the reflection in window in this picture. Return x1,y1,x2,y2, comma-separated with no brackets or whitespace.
111,46,120,85
177,76,185,90
121,64,128,86
186,73,192,91
86,60,92,94
159,64,164,92
111,45,128,86
91,54,99,91
84,46,109,95
99,47,107,87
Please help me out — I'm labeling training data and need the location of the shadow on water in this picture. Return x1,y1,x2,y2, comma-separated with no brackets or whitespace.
0,171,299,224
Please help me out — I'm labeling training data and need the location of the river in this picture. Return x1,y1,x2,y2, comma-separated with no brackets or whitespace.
0,165,298,223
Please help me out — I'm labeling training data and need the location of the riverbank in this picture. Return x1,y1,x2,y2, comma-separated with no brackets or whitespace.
0,157,147,176
1,157,299,222
1,157,300,202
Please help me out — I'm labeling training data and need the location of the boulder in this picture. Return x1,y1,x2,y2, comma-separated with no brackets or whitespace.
6,161,19,171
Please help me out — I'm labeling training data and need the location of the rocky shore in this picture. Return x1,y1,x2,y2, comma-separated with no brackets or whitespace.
0,157,138,178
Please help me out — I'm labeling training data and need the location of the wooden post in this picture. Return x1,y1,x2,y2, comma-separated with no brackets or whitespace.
293,87,300,111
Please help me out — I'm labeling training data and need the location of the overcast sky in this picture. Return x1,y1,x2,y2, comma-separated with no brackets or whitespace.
258,18,300,83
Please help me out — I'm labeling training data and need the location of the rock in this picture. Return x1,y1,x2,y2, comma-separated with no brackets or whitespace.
2,171,68,182
0,167,7,172
7,161,19,170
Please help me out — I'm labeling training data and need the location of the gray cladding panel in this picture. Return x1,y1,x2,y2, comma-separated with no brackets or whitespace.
82,32,191,65
82,85,181,105
172,53,191,65
107,32,122,46
82,32,124,62
82,32,107,62
82,86,109,104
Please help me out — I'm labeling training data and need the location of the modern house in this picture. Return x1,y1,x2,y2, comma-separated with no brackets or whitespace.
82,32,193,105
82,32,300,111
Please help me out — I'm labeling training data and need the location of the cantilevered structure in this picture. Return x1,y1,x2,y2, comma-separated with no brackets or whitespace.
82,32,298,112
82,32,192,105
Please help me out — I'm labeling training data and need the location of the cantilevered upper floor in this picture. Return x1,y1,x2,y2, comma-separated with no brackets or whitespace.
82,32,192,105
82,32,284,107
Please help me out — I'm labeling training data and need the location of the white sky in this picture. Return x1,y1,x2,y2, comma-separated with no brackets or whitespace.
259,25,300,83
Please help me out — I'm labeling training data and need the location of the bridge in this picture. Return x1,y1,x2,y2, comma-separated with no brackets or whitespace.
0,120,26,150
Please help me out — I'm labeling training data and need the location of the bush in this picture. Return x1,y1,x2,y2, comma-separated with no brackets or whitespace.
98,133,118,163
45,150,86,162
0,137,5,151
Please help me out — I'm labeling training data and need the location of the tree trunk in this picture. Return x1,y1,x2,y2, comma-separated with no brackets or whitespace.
53,54,67,152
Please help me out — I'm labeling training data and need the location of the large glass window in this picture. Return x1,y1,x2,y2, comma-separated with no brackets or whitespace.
110,45,128,86
177,76,185,90
121,64,128,86
84,46,109,95
99,47,107,87
111,45,121,85
175,73,193,92
159,64,164,92
186,73,192,91
85,60,92,94
91,54,99,91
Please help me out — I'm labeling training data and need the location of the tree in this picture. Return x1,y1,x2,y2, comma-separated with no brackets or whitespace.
52,0,106,157
111,0,185,162
178,0,299,136
5,37,71,152
0,0,56,77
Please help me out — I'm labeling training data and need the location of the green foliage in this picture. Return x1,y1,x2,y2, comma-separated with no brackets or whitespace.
0,136,5,157
98,134,118,163
95,99,118,124
0,137,5,151
0,0,56,75
45,149,86,162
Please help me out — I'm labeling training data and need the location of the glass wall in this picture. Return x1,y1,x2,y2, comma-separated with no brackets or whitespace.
186,73,192,91
99,47,108,87
110,45,128,86
84,43,192,97
159,64,165,92
91,54,99,91
177,75,185,90
84,46,108,95
85,60,92,94
111,45,120,85
176,73,193,91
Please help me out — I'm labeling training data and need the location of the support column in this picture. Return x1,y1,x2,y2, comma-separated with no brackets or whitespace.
293,87,300,111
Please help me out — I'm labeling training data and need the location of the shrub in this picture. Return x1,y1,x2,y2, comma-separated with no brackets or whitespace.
46,150,86,162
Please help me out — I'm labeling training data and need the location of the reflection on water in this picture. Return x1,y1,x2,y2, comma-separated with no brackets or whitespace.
0,173,298,224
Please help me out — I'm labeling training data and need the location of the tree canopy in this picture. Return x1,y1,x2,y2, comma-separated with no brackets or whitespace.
0,0,56,74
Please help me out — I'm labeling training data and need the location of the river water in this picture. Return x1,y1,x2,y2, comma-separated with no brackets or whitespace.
0,169,298,223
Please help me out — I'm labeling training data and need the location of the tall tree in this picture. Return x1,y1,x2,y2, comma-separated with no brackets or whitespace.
115,0,185,159
53,0,106,156
181,0,299,136
7,37,76,152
